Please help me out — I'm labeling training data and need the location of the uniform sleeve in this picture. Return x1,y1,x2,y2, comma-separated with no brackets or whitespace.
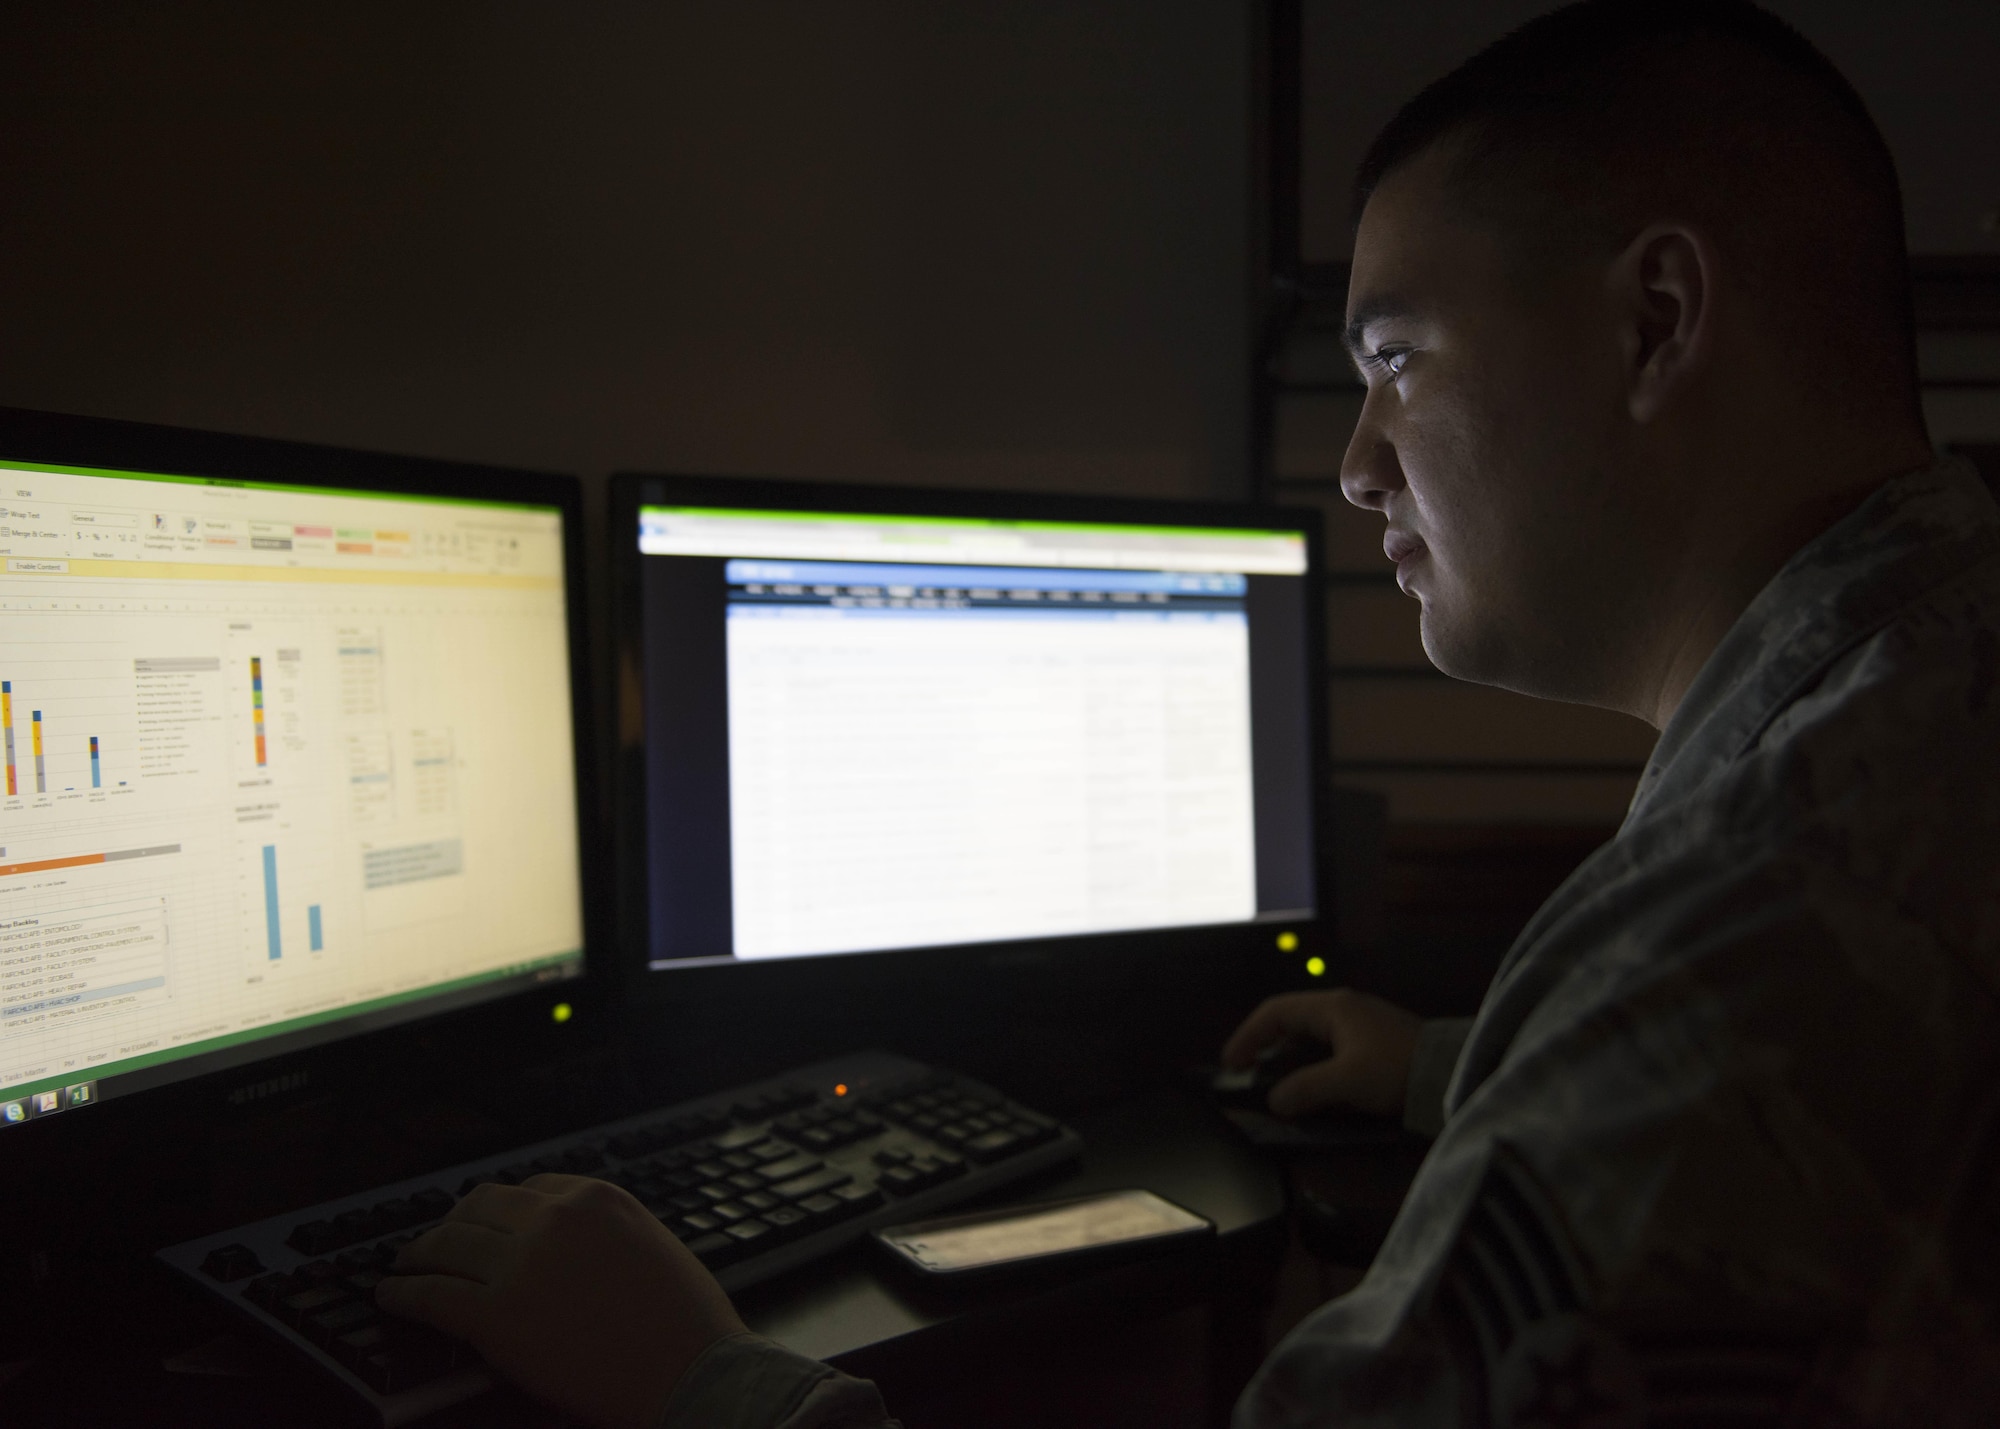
660,1333,900,1429
1401,1017,1472,1139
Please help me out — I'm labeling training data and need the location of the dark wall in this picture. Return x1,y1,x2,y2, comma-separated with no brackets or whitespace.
0,4,1253,502
1300,0,2000,262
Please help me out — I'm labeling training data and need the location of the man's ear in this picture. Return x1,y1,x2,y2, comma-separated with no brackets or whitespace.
1612,224,1716,424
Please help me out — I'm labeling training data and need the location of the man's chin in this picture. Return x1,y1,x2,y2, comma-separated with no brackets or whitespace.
1417,610,1512,688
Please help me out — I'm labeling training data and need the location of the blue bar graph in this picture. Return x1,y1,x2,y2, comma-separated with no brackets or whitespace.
308,904,323,952
262,844,281,960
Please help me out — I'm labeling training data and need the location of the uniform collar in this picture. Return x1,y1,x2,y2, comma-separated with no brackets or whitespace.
1627,455,2000,825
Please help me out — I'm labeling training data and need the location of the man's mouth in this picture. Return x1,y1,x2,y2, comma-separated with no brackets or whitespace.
1383,530,1428,593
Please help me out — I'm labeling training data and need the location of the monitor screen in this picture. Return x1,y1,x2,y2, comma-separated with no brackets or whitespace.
625,485,1320,970
0,448,584,1126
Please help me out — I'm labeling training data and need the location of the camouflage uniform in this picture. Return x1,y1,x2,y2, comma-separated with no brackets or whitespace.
662,456,2000,1428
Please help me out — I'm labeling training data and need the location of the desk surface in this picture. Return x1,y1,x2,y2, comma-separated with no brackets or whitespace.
742,1089,1288,1365
4,1088,1290,1429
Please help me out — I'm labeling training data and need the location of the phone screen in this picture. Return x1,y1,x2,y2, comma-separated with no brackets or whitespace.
879,1190,1210,1273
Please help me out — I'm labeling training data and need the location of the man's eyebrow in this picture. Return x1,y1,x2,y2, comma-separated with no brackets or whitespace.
1342,298,1420,358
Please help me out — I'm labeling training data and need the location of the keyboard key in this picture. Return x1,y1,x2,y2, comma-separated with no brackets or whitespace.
710,1202,749,1223
879,1165,925,1195
773,1166,852,1200
711,1123,767,1151
276,1285,351,1329
296,1259,344,1286
244,1272,299,1310
340,1269,384,1295
681,1211,722,1235
873,1147,912,1167
963,1129,1022,1162
799,1128,839,1151
691,1160,729,1180
199,1244,264,1281
286,1220,340,1256
698,1183,734,1204
722,1152,757,1172
740,1190,781,1213
748,1140,793,1162
723,1218,774,1249
829,1183,884,1215
763,1205,809,1236
353,1322,459,1392
371,1197,417,1231
727,1172,764,1193
685,1233,738,1267
333,1323,389,1370
757,1153,823,1183
330,1209,379,1246
304,1299,379,1348
795,1192,843,1220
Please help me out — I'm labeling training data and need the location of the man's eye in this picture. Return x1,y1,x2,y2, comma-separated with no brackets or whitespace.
1364,347,1411,379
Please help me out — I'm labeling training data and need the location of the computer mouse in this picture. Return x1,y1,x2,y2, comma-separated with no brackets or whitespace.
1210,1035,1331,1111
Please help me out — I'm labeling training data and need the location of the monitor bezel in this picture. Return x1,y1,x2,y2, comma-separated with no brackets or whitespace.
0,405,604,1147
608,470,1330,1008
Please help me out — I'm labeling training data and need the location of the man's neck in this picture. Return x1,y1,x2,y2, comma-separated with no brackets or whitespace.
1638,441,1934,730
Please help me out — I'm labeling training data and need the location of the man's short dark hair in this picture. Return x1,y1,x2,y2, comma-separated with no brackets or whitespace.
1356,0,1919,419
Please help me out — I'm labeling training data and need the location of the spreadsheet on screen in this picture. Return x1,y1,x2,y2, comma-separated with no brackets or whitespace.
0,461,582,1110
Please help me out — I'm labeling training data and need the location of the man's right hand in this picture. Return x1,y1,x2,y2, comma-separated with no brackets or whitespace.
1220,989,1424,1119
376,1174,745,1429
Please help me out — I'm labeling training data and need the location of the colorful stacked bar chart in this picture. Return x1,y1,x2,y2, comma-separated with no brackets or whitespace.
309,904,324,952
262,844,281,960
31,711,45,794
250,657,267,766
2,681,14,795
90,736,101,789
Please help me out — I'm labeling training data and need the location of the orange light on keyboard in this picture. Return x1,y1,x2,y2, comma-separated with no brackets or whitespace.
834,1083,848,1097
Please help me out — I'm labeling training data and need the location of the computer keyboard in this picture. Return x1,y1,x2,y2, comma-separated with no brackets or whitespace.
157,1050,1081,1426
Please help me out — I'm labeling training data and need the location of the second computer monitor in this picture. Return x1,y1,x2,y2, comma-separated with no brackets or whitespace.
615,476,1323,970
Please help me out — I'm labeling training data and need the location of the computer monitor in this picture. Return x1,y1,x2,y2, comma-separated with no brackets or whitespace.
611,474,1324,976
0,409,592,1132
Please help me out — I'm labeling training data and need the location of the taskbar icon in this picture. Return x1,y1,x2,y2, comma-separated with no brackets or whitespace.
0,1079,98,1127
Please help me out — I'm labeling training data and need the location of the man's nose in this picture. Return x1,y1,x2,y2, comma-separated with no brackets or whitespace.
1339,399,1405,513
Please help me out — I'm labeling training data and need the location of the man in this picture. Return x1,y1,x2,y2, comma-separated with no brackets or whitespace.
374,2,2000,1424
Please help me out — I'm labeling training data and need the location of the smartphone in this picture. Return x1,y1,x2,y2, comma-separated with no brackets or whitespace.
874,1188,1213,1278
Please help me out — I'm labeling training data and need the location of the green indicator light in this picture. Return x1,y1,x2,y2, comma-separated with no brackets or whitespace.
1305,957,1326,978
551,1002,573,1024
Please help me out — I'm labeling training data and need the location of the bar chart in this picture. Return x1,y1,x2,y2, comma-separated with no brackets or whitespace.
262,843,281,959
250,657,267,767
0,843,181,880
0,656,138,797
